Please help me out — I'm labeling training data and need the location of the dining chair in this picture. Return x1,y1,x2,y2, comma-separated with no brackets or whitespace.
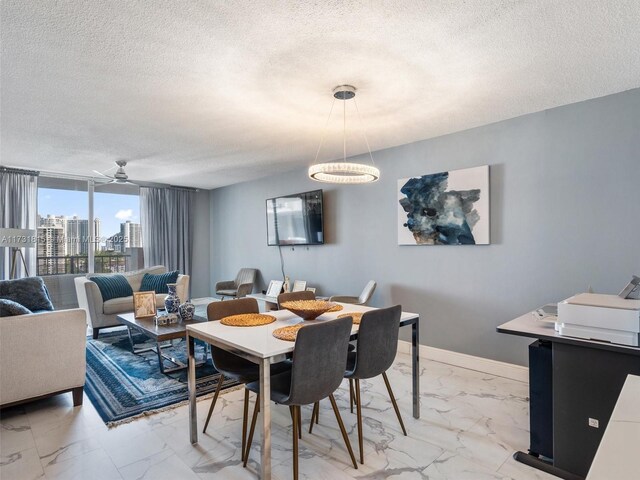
343,305,406,464
329,280,376,305
243,316,358,478
277,290,315,308
203,298,291,457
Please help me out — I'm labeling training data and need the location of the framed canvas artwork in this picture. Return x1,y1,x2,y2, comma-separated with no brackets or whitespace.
292,280,307,292
398,165,490,245
266,280,283,297
133,291,157,319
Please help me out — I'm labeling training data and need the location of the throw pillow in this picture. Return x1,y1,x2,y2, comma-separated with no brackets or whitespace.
0,277,54,311
89,274,134,302
140,271,179,294
0,299,33,317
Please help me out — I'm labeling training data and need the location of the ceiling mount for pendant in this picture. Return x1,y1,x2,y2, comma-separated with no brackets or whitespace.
333,85,356,100
308,84,380,185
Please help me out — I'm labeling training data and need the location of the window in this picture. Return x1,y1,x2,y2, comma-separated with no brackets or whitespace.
37,183,89,275
94,190,142,273
37,177,141,275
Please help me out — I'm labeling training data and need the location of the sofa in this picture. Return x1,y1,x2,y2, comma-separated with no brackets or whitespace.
0,277,86,407
74,265,190,339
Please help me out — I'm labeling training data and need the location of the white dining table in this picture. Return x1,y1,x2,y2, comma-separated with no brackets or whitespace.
186,302,420,480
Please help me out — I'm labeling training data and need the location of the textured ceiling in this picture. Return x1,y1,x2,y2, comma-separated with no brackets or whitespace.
2,1,639,189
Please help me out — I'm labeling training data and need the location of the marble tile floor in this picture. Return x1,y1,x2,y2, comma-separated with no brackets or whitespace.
1,352,556,480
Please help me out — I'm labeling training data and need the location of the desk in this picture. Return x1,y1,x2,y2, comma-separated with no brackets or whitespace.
498,314,640,480
586,374,640,480
186,303,420,480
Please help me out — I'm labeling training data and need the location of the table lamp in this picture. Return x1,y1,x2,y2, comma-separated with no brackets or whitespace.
0,228,37,278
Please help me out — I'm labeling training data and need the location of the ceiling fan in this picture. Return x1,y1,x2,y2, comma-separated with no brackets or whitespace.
93,160,137,186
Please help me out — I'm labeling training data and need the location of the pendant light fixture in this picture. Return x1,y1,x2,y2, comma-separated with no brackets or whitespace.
308,85,380,184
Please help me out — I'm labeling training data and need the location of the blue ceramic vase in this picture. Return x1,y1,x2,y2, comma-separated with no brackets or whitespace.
179,300,195,321
164,283,180,313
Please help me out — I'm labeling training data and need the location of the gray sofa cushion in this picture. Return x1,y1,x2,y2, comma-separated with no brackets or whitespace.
102,293,167,315
0,299,33,317
216,289,238,297
0,277,54,312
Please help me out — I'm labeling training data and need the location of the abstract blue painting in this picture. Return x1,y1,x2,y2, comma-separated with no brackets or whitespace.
397,165,489,245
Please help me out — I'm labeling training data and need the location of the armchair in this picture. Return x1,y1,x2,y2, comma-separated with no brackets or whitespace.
329,280,376,306
216,268,257,300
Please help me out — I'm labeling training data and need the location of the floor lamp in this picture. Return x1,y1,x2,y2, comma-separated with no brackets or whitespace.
0,228,37,279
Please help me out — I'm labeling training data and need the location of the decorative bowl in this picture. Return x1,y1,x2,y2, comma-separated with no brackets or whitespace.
280,300,339,320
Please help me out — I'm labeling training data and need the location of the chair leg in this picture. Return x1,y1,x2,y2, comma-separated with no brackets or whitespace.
92,328,100,340
243,393,259,467
355,379,364,464
242,388,249,455
292,405,299,480
288,406,302,439
328,393,358,470
309,402,318,434
349,379,355,413
203,374,225,433
382,371,407,436
297,405,302,439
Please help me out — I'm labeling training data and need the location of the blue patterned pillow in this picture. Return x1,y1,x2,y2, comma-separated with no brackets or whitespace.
89,275,133,301
0,299,33,317
140,271,179,294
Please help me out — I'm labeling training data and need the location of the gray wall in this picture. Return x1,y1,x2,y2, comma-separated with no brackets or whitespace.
209,89,640,366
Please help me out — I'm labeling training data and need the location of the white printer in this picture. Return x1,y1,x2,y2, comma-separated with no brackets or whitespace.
557,293,640,347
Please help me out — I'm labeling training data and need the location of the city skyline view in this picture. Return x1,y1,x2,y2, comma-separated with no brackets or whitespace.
38,188,140,243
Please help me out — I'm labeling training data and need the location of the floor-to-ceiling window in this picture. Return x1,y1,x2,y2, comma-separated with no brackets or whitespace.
37,176,141,275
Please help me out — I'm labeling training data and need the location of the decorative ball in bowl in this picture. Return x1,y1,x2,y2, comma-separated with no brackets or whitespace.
280,300,339,320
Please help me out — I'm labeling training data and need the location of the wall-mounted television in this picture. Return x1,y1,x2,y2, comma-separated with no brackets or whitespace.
266,189,324,246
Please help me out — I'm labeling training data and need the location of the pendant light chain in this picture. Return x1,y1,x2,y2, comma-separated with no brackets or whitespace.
312,97,337,165
353,97,376,167
343,94,347,162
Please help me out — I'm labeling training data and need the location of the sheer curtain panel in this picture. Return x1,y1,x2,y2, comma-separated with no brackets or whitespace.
140,187,194,277
0,167,39,279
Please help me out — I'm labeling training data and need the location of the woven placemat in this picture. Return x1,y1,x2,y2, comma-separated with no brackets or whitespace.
272,324,305,341
338,312,364,324
221,313,276,327
327,304,344,312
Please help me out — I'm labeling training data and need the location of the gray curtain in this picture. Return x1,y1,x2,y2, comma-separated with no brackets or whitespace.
140,186,194,277
0,167,39,279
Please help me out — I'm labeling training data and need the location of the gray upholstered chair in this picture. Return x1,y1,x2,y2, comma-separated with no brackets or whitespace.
243,317,357,478
329,280,376,305
203,298,291,456
215,268,257,300
343,305,406,464
277,290,315,308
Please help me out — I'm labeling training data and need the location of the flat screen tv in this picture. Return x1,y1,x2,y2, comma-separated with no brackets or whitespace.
266,189,324,246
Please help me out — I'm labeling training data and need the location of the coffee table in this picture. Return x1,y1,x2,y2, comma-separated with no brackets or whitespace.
117,312,208,373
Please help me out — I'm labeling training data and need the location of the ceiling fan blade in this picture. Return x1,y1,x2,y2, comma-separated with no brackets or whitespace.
92,169,114,179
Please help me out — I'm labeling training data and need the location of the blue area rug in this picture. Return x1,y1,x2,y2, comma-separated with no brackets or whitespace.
85,329,238,426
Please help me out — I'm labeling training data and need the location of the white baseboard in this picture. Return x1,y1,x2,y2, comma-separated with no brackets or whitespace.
398,340,528,383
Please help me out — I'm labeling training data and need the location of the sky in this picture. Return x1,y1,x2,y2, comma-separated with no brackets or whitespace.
38,188,140,241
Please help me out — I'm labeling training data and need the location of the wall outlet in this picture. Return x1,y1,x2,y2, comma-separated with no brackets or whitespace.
588,418,599,428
